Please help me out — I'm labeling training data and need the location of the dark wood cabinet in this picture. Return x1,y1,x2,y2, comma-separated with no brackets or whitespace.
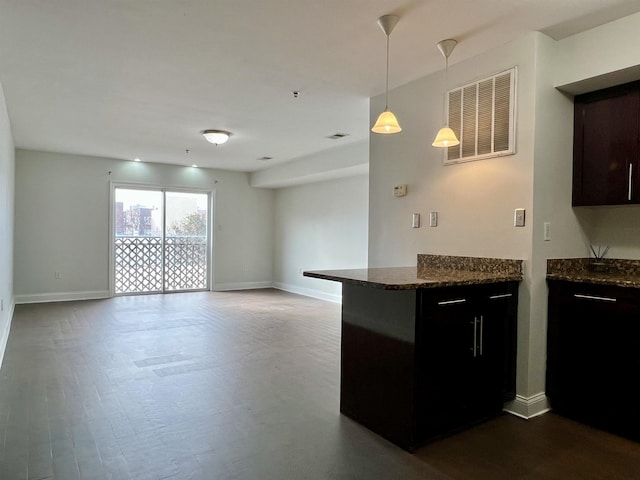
418,283,518,441
573,81,640,206
340,281,518,451
546,280,640,441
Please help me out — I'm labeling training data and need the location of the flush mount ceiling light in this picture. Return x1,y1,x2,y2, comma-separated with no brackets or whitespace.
432,39,460,148
371,14,401,135
202,130,231,145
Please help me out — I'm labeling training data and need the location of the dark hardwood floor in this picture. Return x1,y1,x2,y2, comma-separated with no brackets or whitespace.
1,289,639,479
418,412,640,480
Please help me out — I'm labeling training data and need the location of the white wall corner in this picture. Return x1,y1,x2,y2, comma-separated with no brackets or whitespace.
504,392,550,419
212,281,274,292
273,282,342,304
250,141,368,188
15,290,110,304
0,300,15,370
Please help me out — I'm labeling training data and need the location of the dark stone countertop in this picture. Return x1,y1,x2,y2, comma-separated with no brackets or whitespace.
547,258,640,289
304,256,523,290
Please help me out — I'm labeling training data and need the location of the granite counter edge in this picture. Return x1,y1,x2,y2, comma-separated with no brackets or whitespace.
546,273,640,289
304,270,523,290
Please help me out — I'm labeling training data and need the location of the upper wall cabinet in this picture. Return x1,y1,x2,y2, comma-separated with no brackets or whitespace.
573,81,640,206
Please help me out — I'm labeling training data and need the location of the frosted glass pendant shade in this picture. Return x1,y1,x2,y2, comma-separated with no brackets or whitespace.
432,126,459,147
372,109,402,134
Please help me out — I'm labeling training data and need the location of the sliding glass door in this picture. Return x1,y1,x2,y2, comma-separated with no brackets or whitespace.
164,191,209,291
113,187,210,295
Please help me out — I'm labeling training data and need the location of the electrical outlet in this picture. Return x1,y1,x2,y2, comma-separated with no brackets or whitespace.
514,208,525,227
54,271,62,280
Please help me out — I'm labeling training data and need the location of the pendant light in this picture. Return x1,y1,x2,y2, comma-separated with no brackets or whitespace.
432,39,460,148
371,14,401,134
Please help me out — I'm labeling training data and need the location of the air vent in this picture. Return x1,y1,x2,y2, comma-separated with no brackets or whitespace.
257,156,273,161
326,133,350,140
444,67,516,165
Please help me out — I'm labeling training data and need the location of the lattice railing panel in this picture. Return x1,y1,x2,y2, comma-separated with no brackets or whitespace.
115,236,208,294
115,237,163,293
164,237,208,291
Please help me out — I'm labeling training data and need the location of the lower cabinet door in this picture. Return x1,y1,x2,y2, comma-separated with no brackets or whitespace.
418,297,476,439
471,311,507,418
547,281,640,441
417,283,517,442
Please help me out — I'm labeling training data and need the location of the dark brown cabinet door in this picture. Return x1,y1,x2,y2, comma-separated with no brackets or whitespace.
573,82,640,206
417,283,517,441
418,293,476,438
547,280,640,441
481,289,518,403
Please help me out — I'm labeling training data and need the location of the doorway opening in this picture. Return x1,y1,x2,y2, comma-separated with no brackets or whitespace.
113,187,210,295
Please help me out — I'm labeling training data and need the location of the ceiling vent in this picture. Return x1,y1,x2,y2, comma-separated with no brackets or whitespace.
444,68,517,165
326,132,350,140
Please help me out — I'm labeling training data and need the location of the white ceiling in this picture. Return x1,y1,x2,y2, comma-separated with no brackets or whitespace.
2,0,640,172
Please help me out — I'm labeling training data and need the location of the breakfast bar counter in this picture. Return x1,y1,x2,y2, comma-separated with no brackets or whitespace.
304,255,523,451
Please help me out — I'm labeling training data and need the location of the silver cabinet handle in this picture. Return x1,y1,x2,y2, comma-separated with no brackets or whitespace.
438,298,466,305
470,318,477,357
489,293,512,300
574,294,617,302
479,315,484,356
629,163,633,201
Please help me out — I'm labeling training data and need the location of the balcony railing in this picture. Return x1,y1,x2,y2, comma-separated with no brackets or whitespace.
115,236,207,294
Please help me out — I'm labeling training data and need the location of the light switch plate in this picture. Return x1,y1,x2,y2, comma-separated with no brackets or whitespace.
429,211,438,227
514,208,525,227
412,213,420,228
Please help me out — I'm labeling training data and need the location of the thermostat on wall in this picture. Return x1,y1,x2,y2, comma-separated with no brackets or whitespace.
393,184,407,197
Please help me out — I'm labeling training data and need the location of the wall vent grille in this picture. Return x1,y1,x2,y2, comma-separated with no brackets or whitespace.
444,67,516,165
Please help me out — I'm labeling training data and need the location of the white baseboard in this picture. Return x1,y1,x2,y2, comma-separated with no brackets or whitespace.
0,299,15,370
15,290,110,304
273,282,342,303
213,281,274,291
504,392,550,419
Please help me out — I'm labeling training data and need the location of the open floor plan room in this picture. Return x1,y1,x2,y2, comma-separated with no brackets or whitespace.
1,289,639,480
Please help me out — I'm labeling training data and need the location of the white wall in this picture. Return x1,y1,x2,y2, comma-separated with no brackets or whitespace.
273,174,369,302
555,12,640,93
0,82,15,366
368,35,536,268
575,208,640,259
14,150,275,302
526,34,591,406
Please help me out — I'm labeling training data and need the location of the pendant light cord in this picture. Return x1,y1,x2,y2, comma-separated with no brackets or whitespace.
443,55,448,125
385,34,390,110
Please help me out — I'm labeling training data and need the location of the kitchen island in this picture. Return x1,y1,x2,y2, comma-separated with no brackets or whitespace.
304,255,522,451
